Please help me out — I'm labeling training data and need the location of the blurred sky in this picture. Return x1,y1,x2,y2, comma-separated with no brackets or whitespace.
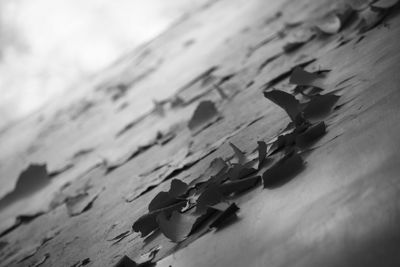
0,0,205,129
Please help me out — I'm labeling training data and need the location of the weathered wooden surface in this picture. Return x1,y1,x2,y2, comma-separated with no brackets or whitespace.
1,0,400,266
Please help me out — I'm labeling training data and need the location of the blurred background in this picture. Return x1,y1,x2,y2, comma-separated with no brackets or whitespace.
0,0,207,130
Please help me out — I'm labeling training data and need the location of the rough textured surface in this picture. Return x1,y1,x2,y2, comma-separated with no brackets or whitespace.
1,0,400,266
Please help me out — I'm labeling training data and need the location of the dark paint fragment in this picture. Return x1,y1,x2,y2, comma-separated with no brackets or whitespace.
189,208,219,235
188,100,220,133
263,89,301,122
196,185,224,213
132,142,223,203
132,201,186,237
263,58,316,89
257,141,267,169
268,131,297,156
229,142,247,165
156,211,197,242
193,158,228,186
169,179,189,198
207,158,227,177
148,192,180,212
296,122,327,148
0,164,49,211
209,203,240,230
303,94,340,121
226,164,257,181
204,166,229,186
289,67,327,89
263,152,304,188
114,255,155,267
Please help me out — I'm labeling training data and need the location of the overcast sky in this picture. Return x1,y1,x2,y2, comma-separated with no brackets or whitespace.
0,0,205,129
